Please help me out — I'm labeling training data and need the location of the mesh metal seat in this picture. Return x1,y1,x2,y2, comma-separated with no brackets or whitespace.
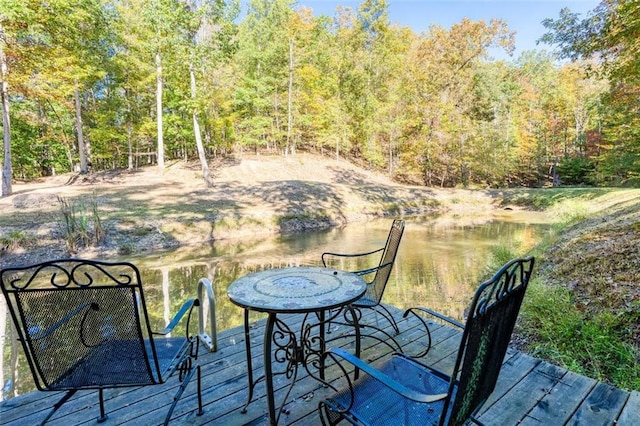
322,219,405,335
0,258,204,425
319,256,535,426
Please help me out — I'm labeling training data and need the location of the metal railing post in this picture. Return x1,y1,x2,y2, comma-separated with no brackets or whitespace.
197,277,217,352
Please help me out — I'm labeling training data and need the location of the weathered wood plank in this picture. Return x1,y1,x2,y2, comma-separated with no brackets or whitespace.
518,369,597,425
476,360,565,425
116,311,330,423
616,390,640,426
476,350,541,420
567,381,629,425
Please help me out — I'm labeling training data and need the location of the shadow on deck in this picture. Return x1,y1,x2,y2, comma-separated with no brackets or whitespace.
1,304,638,425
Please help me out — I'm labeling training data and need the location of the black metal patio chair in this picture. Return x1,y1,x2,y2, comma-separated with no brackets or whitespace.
321,219,405,335
0,258,204,425
319,256,535,426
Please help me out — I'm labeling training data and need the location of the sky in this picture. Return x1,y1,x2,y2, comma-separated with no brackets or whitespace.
294,0,601,60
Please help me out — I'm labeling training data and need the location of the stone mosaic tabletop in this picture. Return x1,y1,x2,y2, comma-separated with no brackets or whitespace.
227,266,366,313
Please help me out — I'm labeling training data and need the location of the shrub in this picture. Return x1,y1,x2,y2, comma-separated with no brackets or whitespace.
58,194,105,253
0,230,34,252
557,157,595,185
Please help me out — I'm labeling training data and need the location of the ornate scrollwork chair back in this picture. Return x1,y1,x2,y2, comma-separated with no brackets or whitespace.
444,256,535,424
319,256,535,426
0,258,204,425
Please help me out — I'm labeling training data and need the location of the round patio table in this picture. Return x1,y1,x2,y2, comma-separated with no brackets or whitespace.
227,266,366,425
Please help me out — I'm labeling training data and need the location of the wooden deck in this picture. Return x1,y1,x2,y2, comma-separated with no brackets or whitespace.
1,304,638,426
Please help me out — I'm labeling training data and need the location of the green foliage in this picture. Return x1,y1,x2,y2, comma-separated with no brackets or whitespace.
117,241,135,255
557,157,595,185
540,2,640,188
539,7,603,62
0,230,34,252
546,194,600,226
487,245,519,272
500,188,609,212
0,0,632,190
520,281,640,391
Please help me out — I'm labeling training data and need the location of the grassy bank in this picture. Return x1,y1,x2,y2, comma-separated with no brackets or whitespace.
507,188,640,391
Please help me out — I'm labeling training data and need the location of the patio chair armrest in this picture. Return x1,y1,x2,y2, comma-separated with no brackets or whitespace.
351,260,394,279
327,348,448,404
154,298,200,336
321,247,384,267
403,307,465,330
398,307,464,358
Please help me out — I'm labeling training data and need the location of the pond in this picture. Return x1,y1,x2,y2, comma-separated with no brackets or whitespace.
0,211,553,400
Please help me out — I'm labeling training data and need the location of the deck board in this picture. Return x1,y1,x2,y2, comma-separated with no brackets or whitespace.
1,304,638,426
567,382,630,425
617,391,640,426
478,361,568,425
517,369,597,425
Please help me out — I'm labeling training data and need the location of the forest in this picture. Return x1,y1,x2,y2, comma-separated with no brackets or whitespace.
0,0,638,197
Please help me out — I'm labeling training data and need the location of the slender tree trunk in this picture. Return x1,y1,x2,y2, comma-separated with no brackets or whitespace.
1,25,12,196
287,38,294,156
74,85,88,173
190,64,213,187
156,51,165,170
273,90,279,153
46,100,74,171
388,140,393,175
125,90,133,170
336,92,341,161
126,121,133,170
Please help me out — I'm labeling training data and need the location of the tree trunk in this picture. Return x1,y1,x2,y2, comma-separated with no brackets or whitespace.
0,25,12,197
126,120,133,170
74,85,88,173
123,87,133,170
156,51,165,170
126,91,133,170
44,100,74,171
190,64,213,187
287,38,294,156
388,139,393,175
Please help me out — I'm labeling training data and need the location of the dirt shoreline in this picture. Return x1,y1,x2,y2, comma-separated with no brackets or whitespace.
0,154,514,267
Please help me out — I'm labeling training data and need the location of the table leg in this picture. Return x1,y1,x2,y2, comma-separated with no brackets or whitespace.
264,312,277,425
348,304,362,380
319,310,326,380
241,309,255,414
264,313,305,425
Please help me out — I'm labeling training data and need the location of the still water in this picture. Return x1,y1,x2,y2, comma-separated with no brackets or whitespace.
0,211,552,400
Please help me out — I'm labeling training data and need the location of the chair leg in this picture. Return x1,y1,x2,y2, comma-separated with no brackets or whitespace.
164,363,199,426
196,365,204,416
97,388,108,423
374,305,400,335
40,389,77,425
